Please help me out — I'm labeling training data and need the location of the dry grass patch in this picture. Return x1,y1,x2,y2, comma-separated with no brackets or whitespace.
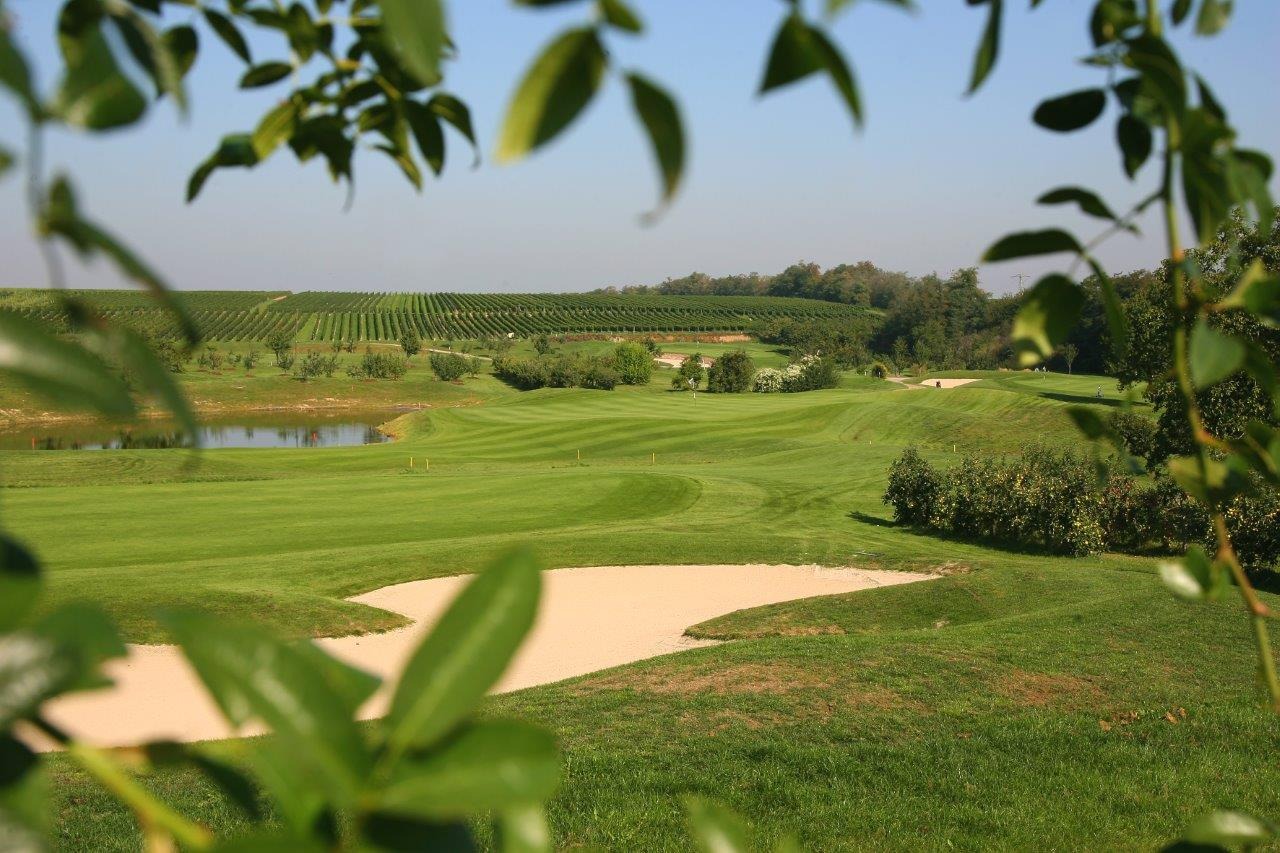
992,667,1106,709
581,661,831,696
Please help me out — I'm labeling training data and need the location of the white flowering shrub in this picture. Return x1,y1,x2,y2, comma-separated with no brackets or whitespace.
753,368,783,393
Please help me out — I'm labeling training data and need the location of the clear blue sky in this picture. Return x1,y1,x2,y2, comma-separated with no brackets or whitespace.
1,1,1277,295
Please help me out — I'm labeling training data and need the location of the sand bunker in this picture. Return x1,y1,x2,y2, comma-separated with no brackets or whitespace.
39,564,931,748
654,353,715,369
887,376,981,390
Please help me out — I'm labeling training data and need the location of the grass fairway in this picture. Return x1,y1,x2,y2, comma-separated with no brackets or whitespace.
5,370,1277,850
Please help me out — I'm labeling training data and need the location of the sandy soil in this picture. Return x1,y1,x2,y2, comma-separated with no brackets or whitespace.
654,353,716,369
36,564,931,749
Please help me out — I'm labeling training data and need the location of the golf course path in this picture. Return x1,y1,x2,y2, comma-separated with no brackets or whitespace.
39,564,932,749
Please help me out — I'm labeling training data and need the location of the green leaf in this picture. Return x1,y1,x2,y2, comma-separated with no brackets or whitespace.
1171,0,1193,25
625,73,684,210
807,26,862,129
1011,274,1085,367
1036,186,1121,222
204,9,252,64
55,24,147,130
82,325,201,447
982,229,1083,262
288,640,380,718
385,547,541,755
109,10,188,112
1087,257,1129,357
379,0,446,87
599,0,643,33
41,177,201,345
1089,0,1140,46
376,141,423,190
163,26,199,81
1195,0,1232,36
1189,316,1244,388
1033,88,1107,132
0,633,67,729
758,15,823,95
1169,454,1252,505
967,0,1003,93
497,804,552,853
248,739,330,836
143,741,264,820
496,29,607,163
162,610,373,805
1116,114,1152,178
361,814,474,851
405,100,446,175
1219,259,1280,327
0,309,136,419
32,603,127,693
378,721,560,819
428,93,478,166
0,537,39,632
1180,108,1233,245
252,99,298,161
684,796,750,853
0,145,11,179
0,28,41,120
1227,149,1276,237
1124,35,1185,127
1158,546,1226,602
240,62,293,89
1065,406,1110,439
188,134,260,202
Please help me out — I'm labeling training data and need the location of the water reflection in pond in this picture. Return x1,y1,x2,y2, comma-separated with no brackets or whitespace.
0,413,395,450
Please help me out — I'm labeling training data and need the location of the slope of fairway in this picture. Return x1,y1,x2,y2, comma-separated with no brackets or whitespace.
5,380,1091,640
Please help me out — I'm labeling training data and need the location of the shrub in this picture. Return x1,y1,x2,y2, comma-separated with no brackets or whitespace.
1217,479,1280,578
783,354,838,391
533,334,552,356
492,354,616,391
1108,409,1158,463
882,447,941,525
672,353,704,390
492,355,550,389
266,329,294,367
707,350,754,393
613,342,653,385
197,346,224,371
430,352,469,381
145,335,185,373
348,348,407,380
753,355,839,393
466,356,483,378
870,360,890,379
243,348,260,370
294,351,339,380
753,367,783,393
886,446,1107,556
399,328,422,358
581,361,620,390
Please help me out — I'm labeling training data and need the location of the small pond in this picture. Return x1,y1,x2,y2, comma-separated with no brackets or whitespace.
0,411,396,450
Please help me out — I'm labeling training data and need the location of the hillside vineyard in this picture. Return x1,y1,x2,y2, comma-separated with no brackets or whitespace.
0,289,871,342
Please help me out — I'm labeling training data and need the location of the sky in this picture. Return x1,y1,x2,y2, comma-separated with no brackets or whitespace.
1,1,1277,297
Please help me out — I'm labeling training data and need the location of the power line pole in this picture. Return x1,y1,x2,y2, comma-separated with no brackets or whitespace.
1011,273,1029,288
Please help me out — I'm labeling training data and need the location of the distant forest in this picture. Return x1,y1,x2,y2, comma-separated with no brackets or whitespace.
597,260,1156,376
